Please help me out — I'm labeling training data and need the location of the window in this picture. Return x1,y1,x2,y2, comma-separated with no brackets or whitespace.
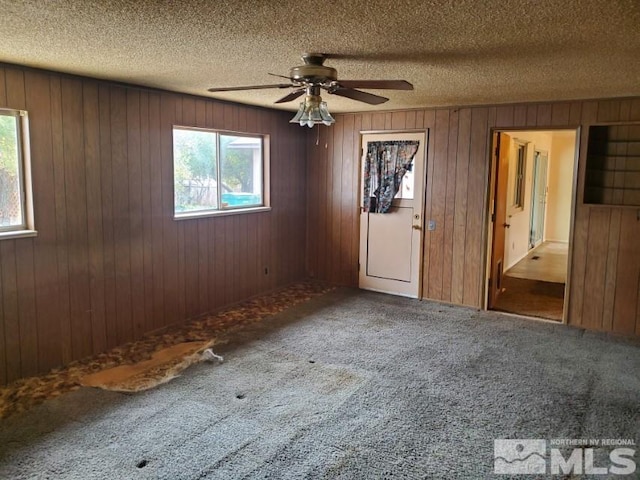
0,109,34,237
173,127,268,218
511,142,527,210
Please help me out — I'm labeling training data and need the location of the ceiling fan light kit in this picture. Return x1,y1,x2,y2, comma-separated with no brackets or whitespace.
208,53,413,128
290,96,335,128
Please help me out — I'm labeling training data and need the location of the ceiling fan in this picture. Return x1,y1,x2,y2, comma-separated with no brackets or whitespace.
207,53,414,127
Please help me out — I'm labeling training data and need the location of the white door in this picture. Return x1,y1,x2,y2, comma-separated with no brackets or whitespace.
529,151,548,249
359,132,426,298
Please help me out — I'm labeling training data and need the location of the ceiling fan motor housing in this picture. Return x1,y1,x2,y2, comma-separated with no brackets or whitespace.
289,65,337,84
290,53,337,85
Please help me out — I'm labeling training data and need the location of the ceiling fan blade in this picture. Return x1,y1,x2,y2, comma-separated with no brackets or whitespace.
330,88,389,105
268,73,294,81
207,83,292,92
274,89,305,104
336,80,413,90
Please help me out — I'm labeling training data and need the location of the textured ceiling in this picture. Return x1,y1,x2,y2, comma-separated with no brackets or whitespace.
1,0,639,113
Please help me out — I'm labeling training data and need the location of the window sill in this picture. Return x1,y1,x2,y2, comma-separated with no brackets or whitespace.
174,206,271,221
0,229,38,240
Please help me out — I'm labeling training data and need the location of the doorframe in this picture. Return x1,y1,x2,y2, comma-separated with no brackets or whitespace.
528,149,549,250
482,126,581,324
357,128,430,299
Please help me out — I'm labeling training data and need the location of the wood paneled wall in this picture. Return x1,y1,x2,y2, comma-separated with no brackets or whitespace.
306,98,640,336
0,64,307,385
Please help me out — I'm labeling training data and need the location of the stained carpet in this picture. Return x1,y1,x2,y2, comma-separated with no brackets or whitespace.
0,281,334,419
0,288,638,479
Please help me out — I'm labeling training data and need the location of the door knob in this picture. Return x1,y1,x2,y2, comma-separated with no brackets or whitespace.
412,225,422,230
503,223,511,228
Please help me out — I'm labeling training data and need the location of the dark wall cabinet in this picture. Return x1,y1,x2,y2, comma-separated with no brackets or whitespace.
584,124,640,206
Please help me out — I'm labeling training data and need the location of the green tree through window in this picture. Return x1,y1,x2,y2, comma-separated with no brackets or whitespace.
0,113,23,229
173,127,264,216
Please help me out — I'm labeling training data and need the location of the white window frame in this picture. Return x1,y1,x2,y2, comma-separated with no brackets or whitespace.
0,108,36,239
509,140,528,213
172,126,270,220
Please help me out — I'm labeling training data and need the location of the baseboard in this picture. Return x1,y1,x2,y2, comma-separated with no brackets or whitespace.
505,250,530,271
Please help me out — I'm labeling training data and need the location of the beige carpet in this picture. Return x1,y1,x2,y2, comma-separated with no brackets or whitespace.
506,241,568,284
494,275,565,321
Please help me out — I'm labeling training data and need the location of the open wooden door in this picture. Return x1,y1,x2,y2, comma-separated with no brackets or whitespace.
488,132,511,309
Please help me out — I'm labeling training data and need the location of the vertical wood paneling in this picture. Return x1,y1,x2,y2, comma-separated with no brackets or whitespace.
268,111,280,291
350,114,363,286
601,210,622,332
175,99,187,318
110,87,134,345
421,110,436,295
25,71,61,372
462,107,489,307
98,84,118,348
6,69,38,377
160,93,179,326
0,67,310,385
139,92,155,334
1,239,20,382
536,104,552,126
82,81,107,354
5,70,38,375
3,61,640,384
61,77,93,360
0,64,310,385
341,114,355,283
426,109,449,299
496,105,514,127
50,76,72,363
581,209,610,330
613,209,640,335
451,108,472,305
569,102,582,125
567,101,598,327
551,103,571,126
597,100,621,123
513,105,527,126
181,98,200,319
526,104,538,126
331,117,343,283
307,95,640,340
323,123,334,282
441,109,459,302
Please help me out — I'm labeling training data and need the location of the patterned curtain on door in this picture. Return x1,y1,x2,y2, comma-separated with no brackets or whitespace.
363,140,420,213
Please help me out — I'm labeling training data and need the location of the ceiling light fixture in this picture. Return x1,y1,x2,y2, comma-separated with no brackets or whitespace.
289,93,335,128
289,84,335,128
